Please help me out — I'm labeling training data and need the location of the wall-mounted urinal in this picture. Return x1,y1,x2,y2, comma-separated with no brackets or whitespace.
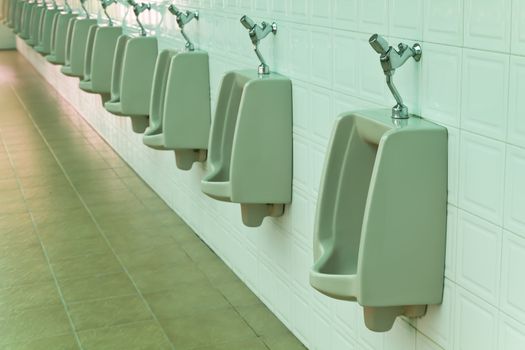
60,17,98,77
201,15,291,227
200,70,292,227
25,1,45,46
79,26,123,97
9,0,24,30
12,0,24,33
104,35,158,133
18,1,36,39
142,49,211,170
309,109,447,332
34,4,60,55
45,10,77,64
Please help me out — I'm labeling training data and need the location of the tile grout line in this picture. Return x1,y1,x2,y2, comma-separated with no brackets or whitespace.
9,85,177,350
0,108,84,349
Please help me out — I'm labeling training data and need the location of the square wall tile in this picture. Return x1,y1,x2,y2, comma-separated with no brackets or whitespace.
498,313,525,349
457,210,502,306
445,205,458,280
511,0,525,55
464,0,511,52
461,49,509,141
459,131,505,225
421,43,462,128
310,28,333,88
332,0,359,31
416,333,442,350
389,0,423,40
358,0,389,34
500,231,525,325
454,287,499,350
423,0,463,46
447,127,460,205
507,55,525,149
418,279,456,349
333,30,359,96
310,0,331,26
504,145,525,238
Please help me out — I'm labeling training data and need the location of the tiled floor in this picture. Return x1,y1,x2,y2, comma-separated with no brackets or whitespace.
0,51,306,350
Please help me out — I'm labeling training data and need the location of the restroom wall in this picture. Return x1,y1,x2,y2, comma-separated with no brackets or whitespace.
17,0,525,349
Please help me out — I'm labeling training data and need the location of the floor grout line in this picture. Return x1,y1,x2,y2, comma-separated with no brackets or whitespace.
9,84,177,350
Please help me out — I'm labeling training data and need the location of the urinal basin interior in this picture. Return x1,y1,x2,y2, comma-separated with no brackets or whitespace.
200,180,232,202
61,18,98,77
46,12,76,65
144,49,178,138
78,23,100,92
202,72,251,186
81,26,123,94
311,114,390,299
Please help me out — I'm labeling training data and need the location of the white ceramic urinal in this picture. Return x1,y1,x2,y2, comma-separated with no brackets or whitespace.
60,18,97,77
310,109,448,332
46,11,76,64
25,1,45,46
142,49,211,170
201,70,293,227
79,25,123,96
104,35,158,133
34,5,60,54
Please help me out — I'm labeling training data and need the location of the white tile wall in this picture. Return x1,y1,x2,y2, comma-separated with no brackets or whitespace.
18,0,525,348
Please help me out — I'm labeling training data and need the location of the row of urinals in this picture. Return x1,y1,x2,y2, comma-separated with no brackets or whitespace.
4,0,449,334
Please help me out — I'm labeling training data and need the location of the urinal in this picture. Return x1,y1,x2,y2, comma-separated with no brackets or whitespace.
104,36,158,133
200,70,293,227
18,1,36,39
34,5,60,54
12,0,23,33
60,18,97,77
309,109,447,332
45,11,76,64
79,25,123,96
6,0,16,28
143,49,211,170
25,1,45,46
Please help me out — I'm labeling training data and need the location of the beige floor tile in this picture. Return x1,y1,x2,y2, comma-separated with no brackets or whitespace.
160,307,257,350
44,236,111,262
193,338,269,350
78,320,172,350
0,281,61,315
68,295,152,331
51,253,123,281
237,304,291,337
144,281,230,320
2,334,79,350
0,305,72,346
262,332,308,350
129,263,209,294
59,272,137,303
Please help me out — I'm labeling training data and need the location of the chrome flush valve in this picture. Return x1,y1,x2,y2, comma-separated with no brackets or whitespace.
80,0,90,18
127,0,151,36
168,5,199,51
100,0,117,26
240,15,277,75
369,34,422,119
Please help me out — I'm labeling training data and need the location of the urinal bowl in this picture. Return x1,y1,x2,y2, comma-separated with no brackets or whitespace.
46,12,77,65
143,49,211,170
25,3,44,46
18,1,35,39
201,70,293,227
309,110,447,332
79,25,123,98
34,7,59,54
60,18,98,77
104,35,158,134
